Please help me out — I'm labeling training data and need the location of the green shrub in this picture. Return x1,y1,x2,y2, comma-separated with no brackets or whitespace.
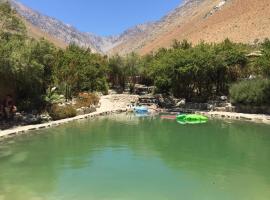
230,79,270,106
17,97,46,112
154,76,171,94
255,39,270,77
44,87,65,105
49,104,76,120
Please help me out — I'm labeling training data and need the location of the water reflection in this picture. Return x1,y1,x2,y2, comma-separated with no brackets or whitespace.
0,115,270,200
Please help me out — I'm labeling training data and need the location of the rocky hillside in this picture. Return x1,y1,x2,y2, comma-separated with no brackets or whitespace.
8,0,157,53
111,0,270,55
140,0,270,54
9,0,205,54
109,0,207,55
9,0,109,52
7,0,270,55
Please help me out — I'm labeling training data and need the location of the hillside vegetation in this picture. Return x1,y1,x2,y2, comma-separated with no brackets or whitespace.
1,2,270,114
0,2,108,111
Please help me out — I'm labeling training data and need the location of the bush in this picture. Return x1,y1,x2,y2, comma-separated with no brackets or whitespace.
255,39,270,77
74,93,100,109
230,79,270,106
44,87,65,105
154,76,171,94
49,104,77,120
17,97,45,112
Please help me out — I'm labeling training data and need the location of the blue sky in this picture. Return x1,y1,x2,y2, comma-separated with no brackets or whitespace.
18,0,182,36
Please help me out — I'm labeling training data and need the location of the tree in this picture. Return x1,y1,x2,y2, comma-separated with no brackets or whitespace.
172,39,192,50
108,55,127,92
0,3,48,110
53,44,109,99
256,39,270,77
146,39,248,101
0,2,26,34
125,52,140,93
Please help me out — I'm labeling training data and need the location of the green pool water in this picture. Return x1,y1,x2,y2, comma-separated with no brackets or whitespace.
0,114,270,200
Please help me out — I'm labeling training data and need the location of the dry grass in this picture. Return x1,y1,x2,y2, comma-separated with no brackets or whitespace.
74,93,100,109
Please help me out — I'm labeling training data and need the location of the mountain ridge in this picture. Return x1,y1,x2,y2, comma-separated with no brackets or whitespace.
9,0,199,54
140,0,270,54
5,0,270,55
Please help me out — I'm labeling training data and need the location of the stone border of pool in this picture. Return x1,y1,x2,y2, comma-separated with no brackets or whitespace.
196,111,270,124
0,109,127,141
1,109,270,141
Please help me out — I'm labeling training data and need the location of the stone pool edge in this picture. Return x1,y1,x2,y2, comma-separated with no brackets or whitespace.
1,109,270,140
196,111,270,124
0,109,127,141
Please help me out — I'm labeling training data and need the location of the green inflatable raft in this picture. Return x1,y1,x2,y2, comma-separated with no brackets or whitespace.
176,114,208,124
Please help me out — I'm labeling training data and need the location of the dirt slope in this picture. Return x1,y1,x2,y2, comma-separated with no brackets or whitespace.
140,0,270,54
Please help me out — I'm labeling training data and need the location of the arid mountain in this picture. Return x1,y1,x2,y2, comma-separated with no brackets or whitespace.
139,0,270,54
109,0,207,55
8,0,207,54
9,0,110,52
111,0,270,55
9,0,158,53
7,0,270,55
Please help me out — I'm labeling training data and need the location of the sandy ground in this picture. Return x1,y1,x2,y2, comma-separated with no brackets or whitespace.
97,94,138,112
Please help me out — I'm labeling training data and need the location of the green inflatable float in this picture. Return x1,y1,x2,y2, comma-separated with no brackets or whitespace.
176,114,208,124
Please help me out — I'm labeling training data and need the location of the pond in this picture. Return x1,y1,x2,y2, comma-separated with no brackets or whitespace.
0,114,270,200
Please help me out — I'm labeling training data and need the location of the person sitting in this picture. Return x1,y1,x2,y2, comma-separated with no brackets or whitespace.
4,95,17,120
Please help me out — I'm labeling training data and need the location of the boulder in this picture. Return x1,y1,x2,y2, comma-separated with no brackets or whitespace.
176,99,186,107
76,108,84,116
220,96,228,101
84,106,96,114
23,114,42,124
40,113,52,122
225,105,236,112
